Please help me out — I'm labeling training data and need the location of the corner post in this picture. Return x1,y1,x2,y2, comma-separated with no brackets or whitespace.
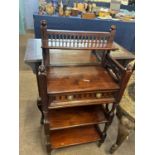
37,65,48,124
108,25,116,44
40,20,50,66
38,65,48,112
41,20,48,40
117,64,133,103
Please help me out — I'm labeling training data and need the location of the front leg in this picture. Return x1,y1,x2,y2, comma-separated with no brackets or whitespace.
37,97,44,124
98,103,116,147
98,121,113,147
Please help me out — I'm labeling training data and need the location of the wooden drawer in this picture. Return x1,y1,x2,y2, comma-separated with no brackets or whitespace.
48,90,118,109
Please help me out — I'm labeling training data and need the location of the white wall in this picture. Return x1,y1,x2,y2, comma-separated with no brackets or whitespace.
24,0,39,30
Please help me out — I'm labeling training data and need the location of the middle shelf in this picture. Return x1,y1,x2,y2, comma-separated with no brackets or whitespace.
48,105,108,130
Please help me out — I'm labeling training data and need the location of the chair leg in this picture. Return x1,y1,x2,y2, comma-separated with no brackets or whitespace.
37,97,44,125
110,115,134,154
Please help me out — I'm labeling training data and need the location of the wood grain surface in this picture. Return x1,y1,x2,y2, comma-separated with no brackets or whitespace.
47,66,120,94
48,105,108,130
50,125,101,149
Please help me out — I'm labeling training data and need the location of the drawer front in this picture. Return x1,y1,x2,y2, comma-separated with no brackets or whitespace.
49,91,118,104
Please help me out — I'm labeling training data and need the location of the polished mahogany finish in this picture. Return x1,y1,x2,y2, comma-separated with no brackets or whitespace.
24,39,134,66
36,20,134,154
50,125,101,149
47,66,119,94
49,49,100,66
48,105,108,130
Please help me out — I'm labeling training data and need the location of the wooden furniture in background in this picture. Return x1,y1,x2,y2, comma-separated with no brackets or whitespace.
25,20,134,154
110,72,135,153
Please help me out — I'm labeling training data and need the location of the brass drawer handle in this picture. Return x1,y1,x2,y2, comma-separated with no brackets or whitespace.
67,95,74,101
96,93,102,99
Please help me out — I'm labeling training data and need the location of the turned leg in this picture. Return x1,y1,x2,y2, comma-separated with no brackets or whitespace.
98,107,116,147
35,62,45,124
98,103,117,147
98,121,112,147
46,143,51,155
110,115,134,153
37,97,44,124
45,134,52,155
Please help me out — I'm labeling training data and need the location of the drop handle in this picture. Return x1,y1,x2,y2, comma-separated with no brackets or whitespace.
96,93,102,98
67,95,74,101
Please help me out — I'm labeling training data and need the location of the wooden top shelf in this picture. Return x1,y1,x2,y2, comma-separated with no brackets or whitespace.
47,66,119,94
24,39,134,64
50,125,101,149
48,105,108,130
49,49,100,66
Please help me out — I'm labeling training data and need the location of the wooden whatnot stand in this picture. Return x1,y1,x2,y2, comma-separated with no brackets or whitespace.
28,20,134,154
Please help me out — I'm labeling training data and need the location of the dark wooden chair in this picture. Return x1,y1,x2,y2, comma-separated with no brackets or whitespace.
37,20,134,154
110,70,135,153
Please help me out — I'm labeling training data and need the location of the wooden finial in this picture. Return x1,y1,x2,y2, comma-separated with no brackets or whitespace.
41,20,47,28
39,65,46,73
127,64,133,70
110,25,116,32
109,25,116,44
40,20,48,45
127,61,135,72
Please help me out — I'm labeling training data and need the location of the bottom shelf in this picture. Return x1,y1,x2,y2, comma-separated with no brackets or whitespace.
50,125,101,149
